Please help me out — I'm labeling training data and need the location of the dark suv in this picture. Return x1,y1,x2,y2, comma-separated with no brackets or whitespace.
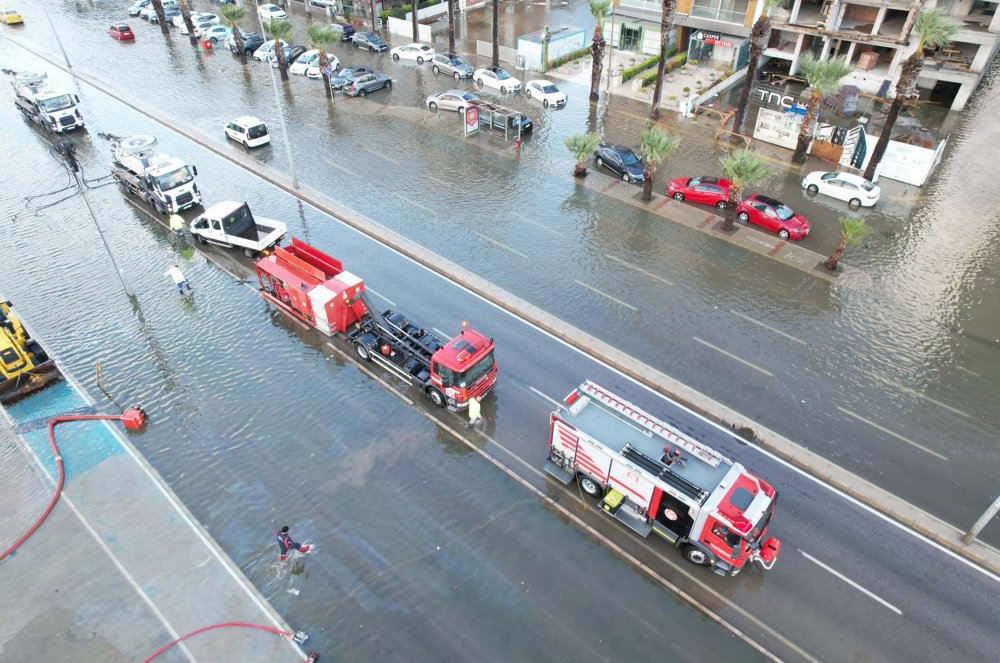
230,30,266,56
329,21,355,41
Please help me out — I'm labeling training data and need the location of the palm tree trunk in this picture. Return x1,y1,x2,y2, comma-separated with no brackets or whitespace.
492,0,500,68
791,90,821,165
825,238,848,270
575,162,587,177
863,53,921,181
180,1,198,46
152,0,169,36
234,27,247,64
319,51,332,99
589,26,605,103
648,0,677,120
722,187,740,231
733,18,769,137
411,0,420,42
276,42,289,81
448,0,456,53
642,165,654,200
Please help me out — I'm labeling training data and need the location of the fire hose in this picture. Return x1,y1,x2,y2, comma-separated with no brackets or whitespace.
143,622,318,662
0,406,146,563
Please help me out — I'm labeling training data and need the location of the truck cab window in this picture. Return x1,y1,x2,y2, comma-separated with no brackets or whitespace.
434,362,454,385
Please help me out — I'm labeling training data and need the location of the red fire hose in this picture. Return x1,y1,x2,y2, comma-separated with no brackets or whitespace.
1,406,145,563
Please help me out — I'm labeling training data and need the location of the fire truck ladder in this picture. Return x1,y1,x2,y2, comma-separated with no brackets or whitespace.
620,444,710,505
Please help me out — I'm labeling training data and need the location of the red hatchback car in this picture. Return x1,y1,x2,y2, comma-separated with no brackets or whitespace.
666,175,733,209
109,24,135,41
737,194,810,240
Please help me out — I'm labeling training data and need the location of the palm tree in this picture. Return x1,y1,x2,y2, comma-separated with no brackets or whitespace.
639,127,680,201
263,18,294,82
648,0,678,120
825,216,872,271
864,10,957,181
411,0,421,44
151,0,169,36
588,0,611,102
732,0,787,137
179,0,198,46
492,0,500,68
719,149,773,231
308,25,337,99
447,0,456,53
221,4,248,63
791,54,852,164
564,132,602,177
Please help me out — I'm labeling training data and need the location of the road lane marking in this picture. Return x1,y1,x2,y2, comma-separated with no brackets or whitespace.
511,211,566,237
475,232,528,258
836,407,948,461
693,337,773,377
529,386,561,408
393,192,436,216
575,280,637,311
955,366,980,377
358,146,400,164
798,550,903,615
889,381,969,418
605,254,674,286
326,159,360,178
729,310,806,346
427,175,451,188
367,287,396,306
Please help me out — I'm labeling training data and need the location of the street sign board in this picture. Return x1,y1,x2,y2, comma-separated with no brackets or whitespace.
464,106,479,136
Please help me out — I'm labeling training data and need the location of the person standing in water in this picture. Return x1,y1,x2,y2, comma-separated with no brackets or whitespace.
275,525,310,562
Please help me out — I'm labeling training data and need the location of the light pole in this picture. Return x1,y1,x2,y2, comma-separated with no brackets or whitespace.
257,0,299,189
962,494,1000,545
39,0,72,70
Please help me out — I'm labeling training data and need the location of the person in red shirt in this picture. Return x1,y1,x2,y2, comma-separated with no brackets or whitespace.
275,525,310,562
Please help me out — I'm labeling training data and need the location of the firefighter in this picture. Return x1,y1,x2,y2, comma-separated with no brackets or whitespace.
168,213,185,237
467,395,482,428
165,264,192,294
275,525,310,562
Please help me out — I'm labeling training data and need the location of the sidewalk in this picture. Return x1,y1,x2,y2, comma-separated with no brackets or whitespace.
0,378,307,662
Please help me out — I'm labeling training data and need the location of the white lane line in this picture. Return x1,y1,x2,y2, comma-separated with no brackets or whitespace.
529,386,561,408
836,407,949,461
511,211,566,237
432,327,450,338
475,232,528,258
574,280,637,311
693,337,773,377
730,309,806,346
359,147,400,164
890,381,970,418
327,159,360,178
798,550,903,615
366,287,396,306
394,193,436,216
605,254,674,286
955,366,980,377
427,175,451,188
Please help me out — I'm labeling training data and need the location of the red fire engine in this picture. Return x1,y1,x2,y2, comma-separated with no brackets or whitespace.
544,381,781,576
254,238,497,409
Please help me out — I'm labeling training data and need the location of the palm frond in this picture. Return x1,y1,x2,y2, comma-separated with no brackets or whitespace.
915,9,959,50
838,216,872,244
798,53,852,96
564,132,602,163
639,126,680,165
720,149,774,187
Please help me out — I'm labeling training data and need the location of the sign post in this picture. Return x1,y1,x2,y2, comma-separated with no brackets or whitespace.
464,106,480,136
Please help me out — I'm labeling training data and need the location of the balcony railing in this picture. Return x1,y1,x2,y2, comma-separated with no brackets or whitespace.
689,4,747,24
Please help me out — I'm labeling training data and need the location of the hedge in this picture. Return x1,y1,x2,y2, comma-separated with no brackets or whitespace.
620,55,659,83
547,45,591,70
640,52,687,86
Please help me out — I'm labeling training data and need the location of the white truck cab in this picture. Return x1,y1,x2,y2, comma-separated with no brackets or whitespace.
104,134,202,214
9,71,85,133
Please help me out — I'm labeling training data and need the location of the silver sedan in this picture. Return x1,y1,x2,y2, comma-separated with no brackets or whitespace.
426,89,478,113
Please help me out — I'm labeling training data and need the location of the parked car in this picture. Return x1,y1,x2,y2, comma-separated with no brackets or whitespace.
257,4,287,21
199,25,232,45
141,0,177,20
594,144,644,183
154,7,181,24
352,31,388,52
801,171,880,208
127,1,150,17
252,39,288,61
426,89,478,113
431,53,474,80
227,30,266,55
343,72,392,97
524,79,566,108
304,54,342,79
181,17,220,36
737,194,811,240
473,67,522,94
329,65,372,89
390,43,435,63
290,49,340,76
225,116,270,148
173,11,212,28
108,24,135,41
666,176,732,209
328,21,355,41
268,45,308,66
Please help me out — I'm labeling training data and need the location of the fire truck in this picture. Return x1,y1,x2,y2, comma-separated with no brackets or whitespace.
544,381,781,576
254,238,497,410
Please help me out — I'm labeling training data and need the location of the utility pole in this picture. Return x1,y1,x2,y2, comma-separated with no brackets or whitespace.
39,1,72,70
256,0,299,188
962,494,1000,545
56,140,137,300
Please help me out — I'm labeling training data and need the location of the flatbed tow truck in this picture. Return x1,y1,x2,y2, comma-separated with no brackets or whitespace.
254,238,497,409
0,301,63,404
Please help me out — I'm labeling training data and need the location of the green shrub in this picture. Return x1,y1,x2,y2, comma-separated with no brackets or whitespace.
640,52,687,85
547,45,591,70
620,54,659,82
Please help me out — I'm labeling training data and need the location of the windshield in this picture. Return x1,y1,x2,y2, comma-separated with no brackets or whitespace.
775,205,795,221
454,350,495,389
861,181,876,191
451,56,464,65
39,95,75,112
247,124,268,139
746,503,773,543
155,166,194,191
541,85,558,93
495,69,510,80
620,152,640,166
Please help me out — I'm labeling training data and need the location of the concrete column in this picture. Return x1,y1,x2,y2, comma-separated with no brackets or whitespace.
991,8,1000,33
971,42,994,71
789,32,806,74
951,81,974,110
789,0,803,24
845,41,857,63
871,6,888,36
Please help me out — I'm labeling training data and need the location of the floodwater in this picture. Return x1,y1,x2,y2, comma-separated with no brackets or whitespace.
0,2,998,653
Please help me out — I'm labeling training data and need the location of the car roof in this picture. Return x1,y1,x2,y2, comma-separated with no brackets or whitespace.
532,79,555,86
604,144,635,155
750,194,785,207
233,115,265,126
441,89,468,95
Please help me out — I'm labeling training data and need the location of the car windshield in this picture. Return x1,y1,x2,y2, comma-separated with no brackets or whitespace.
774,205,795,221
247,124,268,139
861,181,876,191
541,85,558,93
620,151,640,166
454,350,495,388
39,95,75,112
451,56,464,65
155,166,194,191
495,69,510,80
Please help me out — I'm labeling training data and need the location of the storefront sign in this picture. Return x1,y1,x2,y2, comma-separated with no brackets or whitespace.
756,89,807,113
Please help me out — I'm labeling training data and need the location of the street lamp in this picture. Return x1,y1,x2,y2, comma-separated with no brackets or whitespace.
963,495,1000,545
256,0,299,189
39,0,72,70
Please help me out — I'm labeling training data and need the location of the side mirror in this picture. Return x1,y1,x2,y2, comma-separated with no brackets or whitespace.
74,95,80,103
192,166,198,176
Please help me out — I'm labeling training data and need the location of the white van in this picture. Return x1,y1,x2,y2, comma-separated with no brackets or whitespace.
225,116,270,148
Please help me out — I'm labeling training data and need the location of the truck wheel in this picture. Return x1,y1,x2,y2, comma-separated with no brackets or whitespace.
578,474,603,498
354,341,371,361
197,235,207,245
683,545,710,566
243,248,255,258
427,388,446,408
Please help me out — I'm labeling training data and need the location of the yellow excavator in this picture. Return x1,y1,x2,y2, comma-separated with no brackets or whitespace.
0,301,62,405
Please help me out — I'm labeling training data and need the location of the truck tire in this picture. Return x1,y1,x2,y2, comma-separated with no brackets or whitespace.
683,545,711,566
197,235,207,245
243,247,255,258
354,341,371,361
427,388,446,408
578,474,603,498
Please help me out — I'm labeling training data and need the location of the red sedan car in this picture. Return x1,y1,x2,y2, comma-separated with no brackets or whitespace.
109,24,135,41
737,194,810,240
666,175,732,209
